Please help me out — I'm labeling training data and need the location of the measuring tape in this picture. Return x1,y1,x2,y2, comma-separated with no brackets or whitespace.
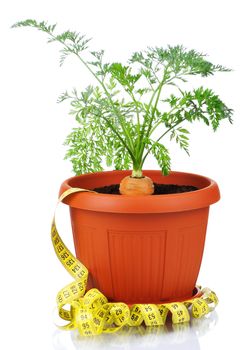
51,187,218,336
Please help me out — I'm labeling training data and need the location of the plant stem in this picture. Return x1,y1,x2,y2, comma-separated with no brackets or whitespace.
137,67,170,165
129,91,141,138
140,118,185,167
145,66,171,139
74,53,135,152
149,106,178,136
128,91,142,160
132,168,143,177
101,115,136,162
136,83,162,159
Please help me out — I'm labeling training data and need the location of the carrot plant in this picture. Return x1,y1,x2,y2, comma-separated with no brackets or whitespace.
12,20,233,178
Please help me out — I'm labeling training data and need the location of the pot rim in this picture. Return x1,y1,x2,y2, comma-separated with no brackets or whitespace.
59,170,220,213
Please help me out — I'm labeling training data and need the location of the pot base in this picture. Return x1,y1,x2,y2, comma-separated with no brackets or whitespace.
126,286,202,306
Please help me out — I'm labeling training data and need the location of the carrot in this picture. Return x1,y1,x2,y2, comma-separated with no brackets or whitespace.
119,175,154,195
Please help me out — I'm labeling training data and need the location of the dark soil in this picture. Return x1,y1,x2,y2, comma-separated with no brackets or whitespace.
92,183,198,195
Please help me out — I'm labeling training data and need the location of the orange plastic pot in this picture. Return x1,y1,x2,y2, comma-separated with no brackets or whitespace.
59,170,220,304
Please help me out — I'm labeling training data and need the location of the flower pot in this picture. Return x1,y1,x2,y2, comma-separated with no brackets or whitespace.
59,170,220,304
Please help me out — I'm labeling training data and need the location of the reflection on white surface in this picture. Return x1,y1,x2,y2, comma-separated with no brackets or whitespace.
52,311,218,350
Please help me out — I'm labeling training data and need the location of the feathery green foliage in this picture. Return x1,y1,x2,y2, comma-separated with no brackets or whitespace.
12,19,233,176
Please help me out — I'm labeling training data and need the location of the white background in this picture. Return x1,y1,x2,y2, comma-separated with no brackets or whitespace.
0,0,250,349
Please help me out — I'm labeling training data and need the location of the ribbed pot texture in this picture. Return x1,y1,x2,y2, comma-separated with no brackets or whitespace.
59,170,220,304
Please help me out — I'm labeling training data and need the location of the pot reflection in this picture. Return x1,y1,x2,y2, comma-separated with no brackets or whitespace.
52,311,218,350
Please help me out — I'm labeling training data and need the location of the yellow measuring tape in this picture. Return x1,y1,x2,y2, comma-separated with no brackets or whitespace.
51,187,218,336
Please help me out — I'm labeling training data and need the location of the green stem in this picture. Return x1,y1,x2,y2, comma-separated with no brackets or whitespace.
144,66,170,138
137,67,170,164
74,53,135,152
136,83,162,160
140,118,185,167
149,106,178,136
101,115,136,162
118,86,141,150
128,91,142,158
130,92,141,138
132,168,143,177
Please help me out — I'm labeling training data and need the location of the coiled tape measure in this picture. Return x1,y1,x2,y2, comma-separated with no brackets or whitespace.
51,187,218,336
